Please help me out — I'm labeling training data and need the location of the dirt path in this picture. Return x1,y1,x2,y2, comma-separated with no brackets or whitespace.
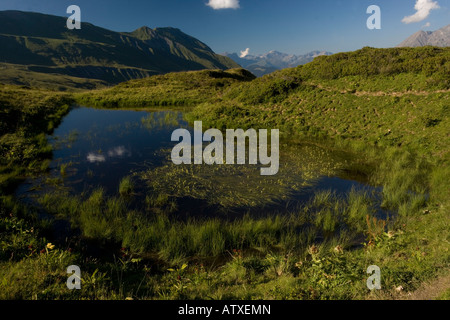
309,82,450,97
398,274,450,300
354,89,450,97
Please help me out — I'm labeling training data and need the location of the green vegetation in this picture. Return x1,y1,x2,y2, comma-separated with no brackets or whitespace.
76,68,255,108
181,47,450,298
0,47,449,300
139,143,350,209
0,84,73,193
190,47,449,155
37,188,374,262
119,176,134,197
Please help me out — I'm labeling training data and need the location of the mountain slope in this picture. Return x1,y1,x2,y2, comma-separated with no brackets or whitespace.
398,24,450,47
223,50,332,77
0,10,239,89
76,68,256,108
191,46,450,155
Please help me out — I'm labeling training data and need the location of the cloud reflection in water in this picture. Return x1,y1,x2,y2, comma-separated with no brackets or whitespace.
87,146,131,163
87,153,106,163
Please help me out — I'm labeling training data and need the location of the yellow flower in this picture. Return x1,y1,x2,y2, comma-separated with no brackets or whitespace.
46,243,55,250
308,245,319,255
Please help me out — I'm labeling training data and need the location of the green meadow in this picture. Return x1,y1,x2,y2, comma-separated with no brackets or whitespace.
0,47,449,300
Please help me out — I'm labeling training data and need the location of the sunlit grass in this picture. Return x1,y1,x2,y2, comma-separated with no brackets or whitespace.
140,143,350,209
119,176,134,197
1,47,449,300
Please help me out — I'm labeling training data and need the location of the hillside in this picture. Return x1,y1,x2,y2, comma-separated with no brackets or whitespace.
190,47,450,157
76,68,256,107
398,24,450,47
0,10,239,90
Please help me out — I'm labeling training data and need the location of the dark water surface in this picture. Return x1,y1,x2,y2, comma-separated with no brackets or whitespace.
48,107,186,195
17,106,381,218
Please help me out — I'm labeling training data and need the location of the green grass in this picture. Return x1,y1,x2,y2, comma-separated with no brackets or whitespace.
75,68,255,108
1,187,447,300
139,142,351,209
119,176,134,197
188,90,449,158
437,288,450,300
0,84,73,193
37,184,376,263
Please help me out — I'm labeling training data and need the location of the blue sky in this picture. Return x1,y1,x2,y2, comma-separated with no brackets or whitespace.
0,0,448,55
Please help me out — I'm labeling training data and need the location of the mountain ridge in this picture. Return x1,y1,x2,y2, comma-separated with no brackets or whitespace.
398,24,450,47
0,10,239,89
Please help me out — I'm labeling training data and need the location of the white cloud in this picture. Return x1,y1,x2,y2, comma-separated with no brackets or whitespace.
422,22,431,28
206,0,240,10
239,48,250,58
402,0,440,24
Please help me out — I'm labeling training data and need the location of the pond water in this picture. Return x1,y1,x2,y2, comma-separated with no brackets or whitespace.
17,106,381,219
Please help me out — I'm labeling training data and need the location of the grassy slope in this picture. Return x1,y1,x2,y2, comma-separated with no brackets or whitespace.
0,63,108,91
75,68,256,107
0,47,449,300
190,47,449,157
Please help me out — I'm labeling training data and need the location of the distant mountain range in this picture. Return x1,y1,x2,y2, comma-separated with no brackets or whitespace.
0,10,239,89
223,50,333,77
397,24,450,48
